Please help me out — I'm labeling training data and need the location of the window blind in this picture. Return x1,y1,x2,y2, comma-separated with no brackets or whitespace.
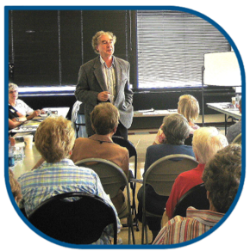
137,10,231,89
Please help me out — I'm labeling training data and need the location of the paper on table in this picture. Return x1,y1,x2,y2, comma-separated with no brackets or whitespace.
22,121,40,128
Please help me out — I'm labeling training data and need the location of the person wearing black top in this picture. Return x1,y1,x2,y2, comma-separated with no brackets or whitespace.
8,104,27,129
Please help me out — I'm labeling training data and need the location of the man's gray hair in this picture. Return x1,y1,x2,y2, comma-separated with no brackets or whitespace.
91,30,117,54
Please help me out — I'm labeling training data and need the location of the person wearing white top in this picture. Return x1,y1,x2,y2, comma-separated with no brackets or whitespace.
9,83,45,120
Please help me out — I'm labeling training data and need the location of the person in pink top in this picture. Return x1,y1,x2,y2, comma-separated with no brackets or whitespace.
153,94,200,146
164,126,228,221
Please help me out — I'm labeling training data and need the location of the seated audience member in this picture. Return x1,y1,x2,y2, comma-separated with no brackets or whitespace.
153,144,241,244
18,116,121,244
226,98,242,143
137,113,195,241
70,102,129,213
9,169,22,206
164,127,228,221
9,83,45,120
153,94,200,146
9,104,27,129
70,102,129,176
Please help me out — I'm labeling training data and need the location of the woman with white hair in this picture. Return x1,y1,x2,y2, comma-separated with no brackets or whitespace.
8,83,45,120
164,126,228,221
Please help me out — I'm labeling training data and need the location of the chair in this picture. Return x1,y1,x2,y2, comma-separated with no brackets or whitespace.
232,133,241,144
112,136,139,231
28,192,118,244
141,154,198,244
71,101,87,138
75,158,135,244
173,183,210,217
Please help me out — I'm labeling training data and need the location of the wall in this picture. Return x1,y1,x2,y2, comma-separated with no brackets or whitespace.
9,10,235,129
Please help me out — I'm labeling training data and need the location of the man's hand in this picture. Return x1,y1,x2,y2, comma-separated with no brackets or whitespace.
97,91,110,102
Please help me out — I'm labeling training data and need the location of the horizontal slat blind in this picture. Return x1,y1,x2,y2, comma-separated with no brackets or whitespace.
137,11,230,88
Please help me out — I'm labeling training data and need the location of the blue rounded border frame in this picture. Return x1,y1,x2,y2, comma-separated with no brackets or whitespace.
4,5,246,249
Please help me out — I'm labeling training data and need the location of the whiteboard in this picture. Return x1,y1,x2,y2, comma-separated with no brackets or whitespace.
203,51,241,87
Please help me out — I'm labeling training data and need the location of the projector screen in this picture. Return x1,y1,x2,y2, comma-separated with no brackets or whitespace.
203,51,241,87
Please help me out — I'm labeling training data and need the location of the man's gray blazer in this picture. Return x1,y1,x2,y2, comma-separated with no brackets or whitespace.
75,56,133,136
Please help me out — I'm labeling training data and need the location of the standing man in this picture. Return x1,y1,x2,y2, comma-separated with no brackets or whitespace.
75,31,133,140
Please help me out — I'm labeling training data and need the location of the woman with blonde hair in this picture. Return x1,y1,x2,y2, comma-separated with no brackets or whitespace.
153,94,200,145
18,116,121,244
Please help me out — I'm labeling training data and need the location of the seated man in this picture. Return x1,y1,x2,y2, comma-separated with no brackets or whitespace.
226,98,241,143
70,102,129,213
18,116,121,244
164,127,228,221
137,113,195,241
153,144,241,244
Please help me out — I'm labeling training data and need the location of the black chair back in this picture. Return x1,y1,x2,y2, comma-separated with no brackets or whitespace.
112,135,137,158
112,135,140,231
28,192,117,244
173,183,209,217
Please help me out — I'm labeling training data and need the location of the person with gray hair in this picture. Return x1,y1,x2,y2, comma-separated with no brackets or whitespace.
164,126,228,220
153,94,200,146
137,113,195,241
75,30,133,140
8,83,45,120
154,144,241,245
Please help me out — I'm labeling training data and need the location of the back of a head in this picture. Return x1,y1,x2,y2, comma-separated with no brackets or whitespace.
177,94,200,123
162,113,190,145
90,103,120,135
202,144,241,213
192,127,228,164
35,116,75,163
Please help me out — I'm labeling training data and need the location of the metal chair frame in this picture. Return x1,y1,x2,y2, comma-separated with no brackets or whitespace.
75,158,135,244
141,154,198,244
112,136,139,231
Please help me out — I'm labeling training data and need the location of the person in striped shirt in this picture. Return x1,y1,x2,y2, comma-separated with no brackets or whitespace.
18,116,121,244
153,144,241,245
